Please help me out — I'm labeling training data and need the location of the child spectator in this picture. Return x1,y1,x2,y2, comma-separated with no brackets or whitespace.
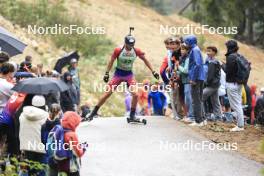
202,46,222,121
19,95,48,175
176,43,194,122
41,103,62,175
250,84,257,124
138,79,150,116
41,103,62,145
148,82,167,116
59,111,86,175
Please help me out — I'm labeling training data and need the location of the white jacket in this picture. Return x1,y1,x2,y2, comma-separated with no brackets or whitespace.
218,69,226,96
19,106,48,154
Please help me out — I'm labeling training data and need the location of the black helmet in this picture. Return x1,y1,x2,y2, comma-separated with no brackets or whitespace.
125,35,135,46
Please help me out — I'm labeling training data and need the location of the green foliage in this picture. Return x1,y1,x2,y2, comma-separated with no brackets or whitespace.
182,0,264,47
128,0,173,15
0,157,47,175
0,0,113,59
197,35,206,50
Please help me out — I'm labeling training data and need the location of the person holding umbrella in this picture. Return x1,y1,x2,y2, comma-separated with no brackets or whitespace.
68,58,81,106
60,72,78,112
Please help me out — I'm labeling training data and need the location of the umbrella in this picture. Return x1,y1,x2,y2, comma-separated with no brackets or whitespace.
0,27,27,57
12,77,69,95
54,51,80,73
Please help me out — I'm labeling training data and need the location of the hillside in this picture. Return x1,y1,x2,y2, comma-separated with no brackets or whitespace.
66,0,264,87
2,0,264,117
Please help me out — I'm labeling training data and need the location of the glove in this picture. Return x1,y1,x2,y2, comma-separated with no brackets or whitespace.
103,72,109,83
152,71,159,80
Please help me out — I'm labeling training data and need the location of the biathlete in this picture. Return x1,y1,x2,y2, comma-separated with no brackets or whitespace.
86,30,159,122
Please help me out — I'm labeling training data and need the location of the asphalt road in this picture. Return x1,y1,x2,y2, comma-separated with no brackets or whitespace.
78,116,263,176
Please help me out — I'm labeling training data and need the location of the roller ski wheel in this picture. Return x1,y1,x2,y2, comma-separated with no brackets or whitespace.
127,117,147,125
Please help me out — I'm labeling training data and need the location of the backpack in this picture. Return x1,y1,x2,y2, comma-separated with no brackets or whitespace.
46,125,72,161
235,54,251,84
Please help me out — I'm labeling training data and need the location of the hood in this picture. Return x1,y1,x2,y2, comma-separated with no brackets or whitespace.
61,111,81,131
250,84,257,95
63,71,72,83
22,106,49,121
183,34,197,48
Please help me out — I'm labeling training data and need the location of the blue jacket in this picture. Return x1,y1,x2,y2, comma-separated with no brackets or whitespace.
184,35,205,82
148,91,167,112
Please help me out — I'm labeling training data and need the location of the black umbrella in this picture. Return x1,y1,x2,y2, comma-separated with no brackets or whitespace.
0,27,27,57
54,51,80,73
12,77,69,95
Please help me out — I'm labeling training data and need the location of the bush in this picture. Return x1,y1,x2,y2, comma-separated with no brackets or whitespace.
0,0,113,59
0,157,47,176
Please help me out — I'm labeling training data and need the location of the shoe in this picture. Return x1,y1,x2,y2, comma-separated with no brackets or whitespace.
85,112,98,122
129,114,140,121
230,126,244,132
173,116,181,121
189,120,207,127
189,122,198,126
182,118,193,123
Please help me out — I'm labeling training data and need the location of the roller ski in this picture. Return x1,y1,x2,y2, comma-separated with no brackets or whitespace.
126,114,147,125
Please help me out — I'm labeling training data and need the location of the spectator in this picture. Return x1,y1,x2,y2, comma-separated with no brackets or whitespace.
148,82,167,116
59,111,86,175
219,64,227,112
225,39,245,131
41,103,62,168
60,72,78,112
0,52,10,68
169,37,185,120
125,91,132,116
37,63,44,77
0,62,15,112
184,34,206,126
138,79,150,116
18,61,32,72
160,37,172,85
25,55,32,63
0,92,26,155
19,95,48,175
68,58,81,106
41,103,62,145
255,88,264,125
176,43,194,122
250,84,257,124
202,46,222,121
46,71,61,109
